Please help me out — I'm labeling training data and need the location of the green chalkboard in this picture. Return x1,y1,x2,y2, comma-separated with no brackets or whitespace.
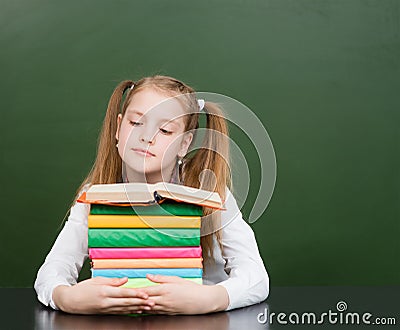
0,0,399,287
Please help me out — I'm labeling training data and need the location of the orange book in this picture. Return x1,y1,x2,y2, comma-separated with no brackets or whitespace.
91,258,203,269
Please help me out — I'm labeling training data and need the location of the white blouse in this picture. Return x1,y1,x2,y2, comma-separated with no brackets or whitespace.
34,187,269,311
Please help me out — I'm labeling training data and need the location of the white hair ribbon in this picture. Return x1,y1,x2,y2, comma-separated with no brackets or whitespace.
197,99,205,112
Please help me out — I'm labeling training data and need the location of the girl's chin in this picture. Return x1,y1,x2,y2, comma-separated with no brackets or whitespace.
123,156,155,166
123,162,163,173
124,165,157,172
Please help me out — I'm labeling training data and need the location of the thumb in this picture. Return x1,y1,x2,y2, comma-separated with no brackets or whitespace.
92,276,128,286
146,274,183,284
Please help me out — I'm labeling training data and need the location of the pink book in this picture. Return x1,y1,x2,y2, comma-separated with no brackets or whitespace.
89,246,202,259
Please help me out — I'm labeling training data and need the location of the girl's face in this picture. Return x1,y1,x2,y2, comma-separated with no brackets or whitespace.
115,87,193,184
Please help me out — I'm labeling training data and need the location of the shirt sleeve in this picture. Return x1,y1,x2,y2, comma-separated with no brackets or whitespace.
34,190,90,310
215,187,270,311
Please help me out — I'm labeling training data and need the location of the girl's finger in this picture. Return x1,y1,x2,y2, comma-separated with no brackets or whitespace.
146,274,183,284
145,296,162,304
147,304,176,314
102,297,153,308
143,296,170,310
103,303,155,314
140,285,165,296
105,286,149,299
102,306,143,314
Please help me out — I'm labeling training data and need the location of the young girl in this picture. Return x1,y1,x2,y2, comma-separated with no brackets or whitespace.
34,75,269,315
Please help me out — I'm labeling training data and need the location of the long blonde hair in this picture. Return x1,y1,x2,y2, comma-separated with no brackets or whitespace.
71,75,231,260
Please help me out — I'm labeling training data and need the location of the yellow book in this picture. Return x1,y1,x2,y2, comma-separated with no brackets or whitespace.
88,215,201,228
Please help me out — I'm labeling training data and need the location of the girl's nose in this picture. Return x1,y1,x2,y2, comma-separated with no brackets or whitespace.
140,132,156,144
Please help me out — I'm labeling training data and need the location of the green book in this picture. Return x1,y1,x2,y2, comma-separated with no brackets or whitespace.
90,201,203,216
122,277,202,288
88,228,200,247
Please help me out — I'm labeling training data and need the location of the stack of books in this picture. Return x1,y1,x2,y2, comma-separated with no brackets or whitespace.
78,182,224,288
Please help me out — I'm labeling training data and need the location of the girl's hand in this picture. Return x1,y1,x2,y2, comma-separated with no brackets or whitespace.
52,277,154,314
140,274,229,315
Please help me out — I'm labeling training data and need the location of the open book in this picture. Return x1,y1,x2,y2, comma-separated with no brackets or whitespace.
79,182,224,210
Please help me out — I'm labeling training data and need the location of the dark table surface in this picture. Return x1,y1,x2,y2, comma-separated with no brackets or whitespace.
1,287,398,329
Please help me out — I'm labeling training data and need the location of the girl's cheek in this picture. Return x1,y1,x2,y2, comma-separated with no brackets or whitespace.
161,136,179,148
122,127,137,143
163,140,182,157
118,130,135,152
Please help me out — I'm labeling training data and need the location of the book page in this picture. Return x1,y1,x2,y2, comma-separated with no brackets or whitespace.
155,182,221,204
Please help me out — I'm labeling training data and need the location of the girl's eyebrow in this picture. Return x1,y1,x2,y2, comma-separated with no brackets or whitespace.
127,109,181,125
127,109,145,116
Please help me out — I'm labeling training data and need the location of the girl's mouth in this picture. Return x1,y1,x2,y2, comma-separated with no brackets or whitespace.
132,148,155,157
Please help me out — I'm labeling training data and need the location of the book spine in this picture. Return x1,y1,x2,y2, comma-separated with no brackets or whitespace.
91,258,203,269
92,268,203,278
88,228,200,248
89,247,202,259
122,277,202,288
88,215,201,228
90,203,203,216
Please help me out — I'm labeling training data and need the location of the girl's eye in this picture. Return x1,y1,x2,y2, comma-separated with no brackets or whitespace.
129,121,142,126
160,128,172,135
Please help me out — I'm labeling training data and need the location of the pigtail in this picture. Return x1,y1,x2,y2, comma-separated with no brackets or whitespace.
184,102,231,193
184,101,232,259
72,80,134,202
